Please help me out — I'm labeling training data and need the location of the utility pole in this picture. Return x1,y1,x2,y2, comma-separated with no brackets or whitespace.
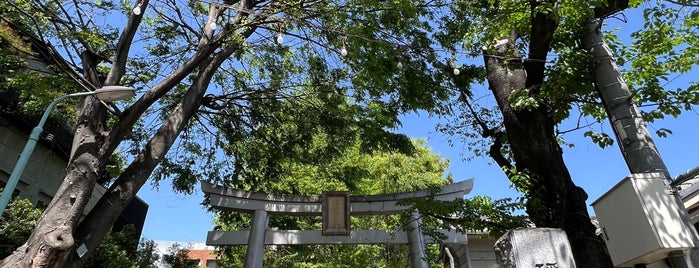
582,19,699,268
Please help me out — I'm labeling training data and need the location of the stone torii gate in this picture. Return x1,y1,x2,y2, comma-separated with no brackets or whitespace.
202,179,474,268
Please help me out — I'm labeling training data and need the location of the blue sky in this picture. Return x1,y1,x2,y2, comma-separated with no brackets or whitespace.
135,7,699,242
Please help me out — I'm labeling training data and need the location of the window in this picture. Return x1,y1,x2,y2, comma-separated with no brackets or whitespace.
206,259,219,268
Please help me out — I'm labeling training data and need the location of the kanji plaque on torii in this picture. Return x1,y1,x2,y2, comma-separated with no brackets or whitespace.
322,191,350,236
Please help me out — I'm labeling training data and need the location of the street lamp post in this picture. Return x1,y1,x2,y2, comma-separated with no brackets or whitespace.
0,86,135,216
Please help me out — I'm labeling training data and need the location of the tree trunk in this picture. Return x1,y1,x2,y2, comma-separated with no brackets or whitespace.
0,101,103,267
582,19,699,268
0,2,261,266
0,52,107,268
66,30,249,266
65,68,210,267
483,42,613,268
479,2,613,267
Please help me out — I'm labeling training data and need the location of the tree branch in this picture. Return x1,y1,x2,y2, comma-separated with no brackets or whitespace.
665,0,699,7
104,0,151,86
74,28,245,264
458,90,513,169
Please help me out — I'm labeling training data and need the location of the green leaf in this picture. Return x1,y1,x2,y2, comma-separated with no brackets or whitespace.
656,127,672,138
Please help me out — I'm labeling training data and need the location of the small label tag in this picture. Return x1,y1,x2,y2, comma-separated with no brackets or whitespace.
76,243,88,258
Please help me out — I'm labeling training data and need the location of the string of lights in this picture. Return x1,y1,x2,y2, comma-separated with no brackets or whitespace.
157,0,562,75
128,0,617,88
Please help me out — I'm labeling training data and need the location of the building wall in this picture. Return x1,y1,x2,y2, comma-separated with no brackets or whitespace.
188,249,219,268
153,241,220,268
0,116,148,235
0,120,105,211
467,235,498,268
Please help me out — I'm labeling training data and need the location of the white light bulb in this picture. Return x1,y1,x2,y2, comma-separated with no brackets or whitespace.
210,22,217,31
453,68,460,76
132,6,141,15
340,47,348,57
396,61,403,70
276,33,284,44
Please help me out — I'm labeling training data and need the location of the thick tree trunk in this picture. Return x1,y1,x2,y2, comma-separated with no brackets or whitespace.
483,42,613,268
0,46,216,268
0,102,103,267
0,52,107,267
65,66,210,267
0,2,260,266
66,29,248,266
479,1,613,267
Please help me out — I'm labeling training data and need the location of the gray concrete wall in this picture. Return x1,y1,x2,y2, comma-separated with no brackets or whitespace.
467,235,498,268
0,119,105,212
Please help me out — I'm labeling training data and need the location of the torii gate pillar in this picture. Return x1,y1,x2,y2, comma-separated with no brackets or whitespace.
245,209,269,268
408,211,429,268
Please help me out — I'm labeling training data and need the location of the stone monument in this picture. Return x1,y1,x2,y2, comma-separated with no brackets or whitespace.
494,228,576,268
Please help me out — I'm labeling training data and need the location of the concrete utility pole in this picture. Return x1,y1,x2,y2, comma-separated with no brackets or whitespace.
583,19,699,268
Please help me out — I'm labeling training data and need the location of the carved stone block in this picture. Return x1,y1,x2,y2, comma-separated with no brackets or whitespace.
494,228,575,268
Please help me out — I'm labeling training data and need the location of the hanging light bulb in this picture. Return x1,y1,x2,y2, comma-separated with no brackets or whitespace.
340,45,348,57
210,21,218,31
276,33,284,45
396,61,403,70
449,59,460,75
132,5,142,15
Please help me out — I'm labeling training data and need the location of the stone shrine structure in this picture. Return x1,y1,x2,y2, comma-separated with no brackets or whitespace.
202,179,474,268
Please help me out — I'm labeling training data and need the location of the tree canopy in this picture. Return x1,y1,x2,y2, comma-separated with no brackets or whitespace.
0,0,474,266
